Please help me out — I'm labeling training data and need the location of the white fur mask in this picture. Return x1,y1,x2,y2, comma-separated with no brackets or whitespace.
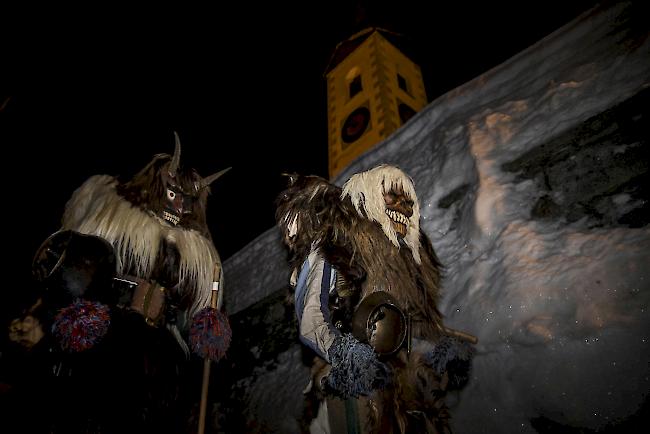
341,165,421,264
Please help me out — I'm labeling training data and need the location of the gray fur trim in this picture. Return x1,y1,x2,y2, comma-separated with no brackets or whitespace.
424,335,475,390
326,334,390,398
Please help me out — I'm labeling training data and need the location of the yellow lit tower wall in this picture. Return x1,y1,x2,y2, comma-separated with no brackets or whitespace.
326,29,428,179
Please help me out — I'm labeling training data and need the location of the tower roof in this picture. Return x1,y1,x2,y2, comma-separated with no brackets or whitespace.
324,27,415,76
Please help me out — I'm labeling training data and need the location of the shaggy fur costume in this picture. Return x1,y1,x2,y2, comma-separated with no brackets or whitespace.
276,170,468,434
62,154,220,317
62,173,220,319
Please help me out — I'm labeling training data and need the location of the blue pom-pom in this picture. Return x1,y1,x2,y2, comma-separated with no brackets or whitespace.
424,335,475,390
52,300,111,352
190,307,232,361
326,334,390,398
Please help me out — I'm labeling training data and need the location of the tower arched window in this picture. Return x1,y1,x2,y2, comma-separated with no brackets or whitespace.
397,73,409,94
349,75,362,98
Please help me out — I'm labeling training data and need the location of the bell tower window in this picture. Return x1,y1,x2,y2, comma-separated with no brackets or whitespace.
397,73,407,92
349,75,362,98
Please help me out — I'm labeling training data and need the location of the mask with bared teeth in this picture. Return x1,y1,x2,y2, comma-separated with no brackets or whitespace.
342,164,422,264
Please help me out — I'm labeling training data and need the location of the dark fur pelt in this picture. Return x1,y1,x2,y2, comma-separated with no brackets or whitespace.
367,351,452,434
276,174,466,433
275,174,362,276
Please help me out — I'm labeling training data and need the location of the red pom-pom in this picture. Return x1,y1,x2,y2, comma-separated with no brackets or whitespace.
52,300,111,352
190,307,232,361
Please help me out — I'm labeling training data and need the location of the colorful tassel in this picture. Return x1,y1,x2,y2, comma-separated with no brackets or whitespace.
190,307,232,361
52,300,111,352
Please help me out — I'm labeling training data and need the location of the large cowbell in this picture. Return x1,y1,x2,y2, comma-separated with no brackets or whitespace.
32,230,119,306
352,290,407,356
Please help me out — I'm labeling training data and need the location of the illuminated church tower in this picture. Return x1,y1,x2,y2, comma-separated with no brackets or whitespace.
325,27,428,179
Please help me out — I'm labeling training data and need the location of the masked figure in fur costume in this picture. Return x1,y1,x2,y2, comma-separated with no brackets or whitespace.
3,133,230,433
60,132,229,348
276,165,476,434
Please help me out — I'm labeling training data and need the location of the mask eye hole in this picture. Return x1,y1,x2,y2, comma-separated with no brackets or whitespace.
384,192,397,205
167,189,176,200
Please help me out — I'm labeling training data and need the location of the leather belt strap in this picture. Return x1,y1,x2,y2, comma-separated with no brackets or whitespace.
114,275,166,326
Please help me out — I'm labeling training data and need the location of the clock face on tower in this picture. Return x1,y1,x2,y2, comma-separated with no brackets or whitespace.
341,106,371,144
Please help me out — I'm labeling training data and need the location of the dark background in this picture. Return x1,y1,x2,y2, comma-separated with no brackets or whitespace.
2,1,599,282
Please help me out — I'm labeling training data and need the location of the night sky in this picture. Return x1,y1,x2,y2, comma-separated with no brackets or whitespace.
2,1,599,284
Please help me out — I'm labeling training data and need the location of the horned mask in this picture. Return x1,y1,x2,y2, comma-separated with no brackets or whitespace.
118,132,230,234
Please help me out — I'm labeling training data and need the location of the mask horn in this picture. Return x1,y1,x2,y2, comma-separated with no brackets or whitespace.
169,132,182,177
281,172,299,186
200,167,232,189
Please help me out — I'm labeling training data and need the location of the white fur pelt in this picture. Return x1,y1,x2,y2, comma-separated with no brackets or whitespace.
61,174,219,318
